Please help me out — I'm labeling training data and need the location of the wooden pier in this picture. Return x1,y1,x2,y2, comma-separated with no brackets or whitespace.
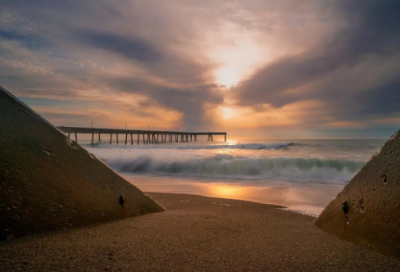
57,126,227,145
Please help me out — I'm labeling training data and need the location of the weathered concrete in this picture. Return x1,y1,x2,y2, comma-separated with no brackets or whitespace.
315,130,400,260
0,86,164,240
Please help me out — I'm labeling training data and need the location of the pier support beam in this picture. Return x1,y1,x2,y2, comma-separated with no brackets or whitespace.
57,127,227,146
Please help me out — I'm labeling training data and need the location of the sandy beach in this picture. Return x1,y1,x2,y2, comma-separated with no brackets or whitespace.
1,192,399,272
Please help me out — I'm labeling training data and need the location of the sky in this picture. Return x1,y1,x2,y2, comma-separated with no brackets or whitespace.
1,0,399,138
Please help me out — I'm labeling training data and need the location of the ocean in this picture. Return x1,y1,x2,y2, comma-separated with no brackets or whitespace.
82,137,385,217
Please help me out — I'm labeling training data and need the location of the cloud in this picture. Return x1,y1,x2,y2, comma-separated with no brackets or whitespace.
101,76,223,127
77,30,161,62
0,1,222,128
233,0,400,126
1,0,399,136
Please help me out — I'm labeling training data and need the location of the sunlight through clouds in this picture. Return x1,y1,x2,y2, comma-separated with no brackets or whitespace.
0,0,399,138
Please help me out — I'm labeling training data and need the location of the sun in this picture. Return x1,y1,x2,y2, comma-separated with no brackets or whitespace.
221,107,237,119
216,67,240,87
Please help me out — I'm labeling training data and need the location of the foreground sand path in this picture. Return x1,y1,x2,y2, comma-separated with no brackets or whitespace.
1,193,399,271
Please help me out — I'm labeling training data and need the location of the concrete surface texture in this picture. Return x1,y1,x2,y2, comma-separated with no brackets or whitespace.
0,86,164,240
315,130,400,260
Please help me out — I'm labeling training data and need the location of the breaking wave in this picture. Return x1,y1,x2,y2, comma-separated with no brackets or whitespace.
86,142,293,150
103,155,365,184
169,142,294,150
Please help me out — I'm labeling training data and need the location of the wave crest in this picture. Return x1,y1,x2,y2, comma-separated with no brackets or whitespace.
85,142,293,150
104,155,364,184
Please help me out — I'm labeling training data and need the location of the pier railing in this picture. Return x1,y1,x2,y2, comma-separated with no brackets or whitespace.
57,126,227,145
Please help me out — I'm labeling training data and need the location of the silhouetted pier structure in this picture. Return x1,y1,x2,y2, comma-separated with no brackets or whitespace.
57,126,227,145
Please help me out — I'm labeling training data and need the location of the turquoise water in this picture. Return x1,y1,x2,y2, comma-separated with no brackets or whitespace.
83,138,385,216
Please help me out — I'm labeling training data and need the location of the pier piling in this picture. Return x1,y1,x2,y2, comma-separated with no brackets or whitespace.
57,127,227,145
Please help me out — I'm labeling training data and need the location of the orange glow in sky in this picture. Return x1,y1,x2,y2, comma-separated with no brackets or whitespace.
2,1,399,138
216,66,241,87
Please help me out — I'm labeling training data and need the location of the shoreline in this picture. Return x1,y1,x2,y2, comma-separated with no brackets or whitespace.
1,192,399,271
127,175,343,217
146,190,319,218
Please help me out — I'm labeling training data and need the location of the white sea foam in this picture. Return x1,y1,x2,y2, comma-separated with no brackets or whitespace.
101,155,364,184
83,139,384,215
87,142,293,150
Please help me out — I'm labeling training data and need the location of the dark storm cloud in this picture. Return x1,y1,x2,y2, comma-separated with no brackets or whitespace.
2,0,399,134
234,0,400,122
0,29,48,50
77,31,161,62
0,0,218,127
102,77,223,127
332,76,400,120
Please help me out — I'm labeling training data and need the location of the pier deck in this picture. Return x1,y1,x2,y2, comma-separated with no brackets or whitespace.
57,126,227,145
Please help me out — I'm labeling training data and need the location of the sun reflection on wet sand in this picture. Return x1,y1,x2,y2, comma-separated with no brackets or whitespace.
127,175,342,216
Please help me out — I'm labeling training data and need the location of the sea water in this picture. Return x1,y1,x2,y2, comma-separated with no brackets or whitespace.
82,137,384,216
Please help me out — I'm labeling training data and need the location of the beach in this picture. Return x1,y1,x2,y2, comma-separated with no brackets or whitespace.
2,87,398,269
2,0,400,269
83,138,384,216
1,192,399,272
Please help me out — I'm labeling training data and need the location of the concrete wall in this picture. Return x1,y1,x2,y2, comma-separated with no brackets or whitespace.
0,86,164,240
315,130,400,260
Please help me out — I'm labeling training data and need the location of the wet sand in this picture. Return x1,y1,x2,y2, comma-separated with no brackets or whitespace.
1,192,399,272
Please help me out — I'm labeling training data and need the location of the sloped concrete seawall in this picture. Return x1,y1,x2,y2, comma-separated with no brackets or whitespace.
315,130,400,260
0,86,164,240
